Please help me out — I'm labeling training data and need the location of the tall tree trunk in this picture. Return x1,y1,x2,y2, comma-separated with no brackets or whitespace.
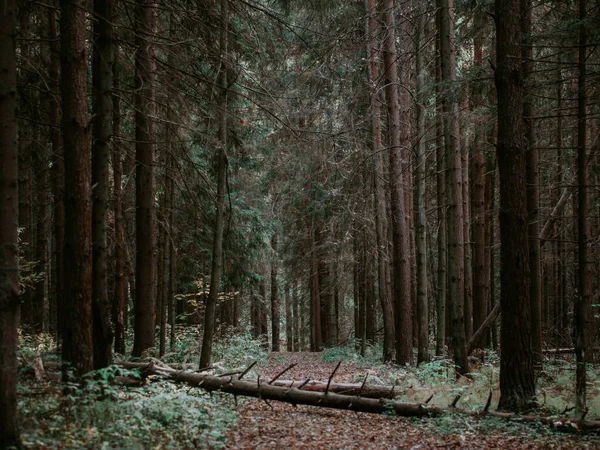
34,149,48,333
92,0,115,368
0,1,21,445
132,0,157,357
470,9,487,349
521,0,542,368
199,0,229,368
437,0,468,375
365,0,395,361
435,34,447,357
310,225,323,351
48,2,63,340
61,0,94,375
271,233,280,352
495,0,535,411
112,45,127,354
286,284,293,351
293,283,300,351
414,0,429,364
381,0,413,366
575,0,593,416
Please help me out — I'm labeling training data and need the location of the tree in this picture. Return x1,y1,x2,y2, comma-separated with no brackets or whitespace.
437,0,468,376
92,0,115,368
199,0,229,368
271,233,281,352
61,0,94,376
132,0,157,357
495,0,535,411
381,0,413,366
0,0,21,446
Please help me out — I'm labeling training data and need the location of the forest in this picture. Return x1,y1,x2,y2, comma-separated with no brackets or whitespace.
1,0,600,448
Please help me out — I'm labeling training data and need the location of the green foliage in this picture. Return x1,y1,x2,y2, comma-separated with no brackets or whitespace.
19,380,236,449
212,329,268,370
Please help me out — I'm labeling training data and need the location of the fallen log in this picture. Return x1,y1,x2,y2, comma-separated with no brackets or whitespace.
137,363,600,432
270,380,399,399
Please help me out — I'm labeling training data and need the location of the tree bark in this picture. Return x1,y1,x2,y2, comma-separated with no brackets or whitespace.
414,1,429,365
61,0,94,376
132,0,157,357
575,0,593,416
437,0,468,376
495,0,535,411
271,233,280,352
199,0,229,368
381,0,413,366
92,0,115,369
112,45,127,355
0,1,21,445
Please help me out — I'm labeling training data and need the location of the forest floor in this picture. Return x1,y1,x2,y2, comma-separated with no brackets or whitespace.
225,352,600,449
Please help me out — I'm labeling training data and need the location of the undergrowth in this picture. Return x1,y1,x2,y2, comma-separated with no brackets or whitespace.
16,329,267,450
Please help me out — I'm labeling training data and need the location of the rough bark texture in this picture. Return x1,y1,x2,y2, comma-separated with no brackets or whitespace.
48,2,63,340
365,0,394,362
521,0,542,368
495,0,536,412
92,0,115,368
112,45,127,355
381,0,413,366
414,2,429,365
575,0,593,415
132,0,157,357
271,233,280,352
437,0,468,375
435,34,447,357
61,0,94,376
199,0,229,368
0,1,21,446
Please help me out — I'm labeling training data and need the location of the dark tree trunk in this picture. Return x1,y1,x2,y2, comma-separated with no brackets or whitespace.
132,0,157,357
365,0,395,362
112,45,127,355
575,0,593,415
199,0,229,368
34,149,48,333
0,1,21,446
495,0,536,411
92,0,115,369
271,233,280,351
285,284,293,351
48,2,63,340
471,9,487,350
381,0,413,366
521,0,542,368
437,0,468,375
435,33,447,357
61,0,94,375
293,283,300,351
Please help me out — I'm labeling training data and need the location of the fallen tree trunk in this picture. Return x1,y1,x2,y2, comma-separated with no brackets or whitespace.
270,380,397,399
137,363,600,432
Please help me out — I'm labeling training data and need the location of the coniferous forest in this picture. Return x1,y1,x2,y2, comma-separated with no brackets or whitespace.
1,0,600,448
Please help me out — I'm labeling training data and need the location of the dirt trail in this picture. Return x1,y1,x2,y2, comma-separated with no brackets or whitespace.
225,353,598,449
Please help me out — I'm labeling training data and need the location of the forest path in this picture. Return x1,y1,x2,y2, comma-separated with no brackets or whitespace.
224,353,591,449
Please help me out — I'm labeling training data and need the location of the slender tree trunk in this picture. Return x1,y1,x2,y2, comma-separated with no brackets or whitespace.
132,0,157,357
414,2,429,364
199,0,229,368
112,45,127,354
435,34,447,356
48,2,63,340
61,0,94,375
575,0,593,415
34,149,48,333
521,0,542,368
293,283,300,351
365,0,395,361
437,0,468,375
271,233,280,351
286,284,293,351
471,10,487,349
0,1,21,445
381,0,413,365
311,225,323,351
92,0,115,368
495,0,535,411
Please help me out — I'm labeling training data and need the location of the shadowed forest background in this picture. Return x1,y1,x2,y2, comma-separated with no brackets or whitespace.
1,0,600,448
